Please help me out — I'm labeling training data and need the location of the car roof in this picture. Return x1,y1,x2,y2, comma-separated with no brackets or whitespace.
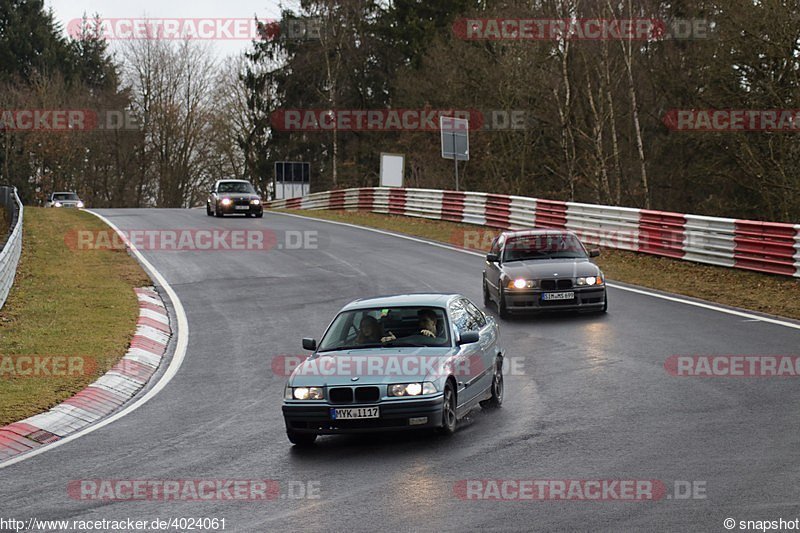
341,293,461,311
215,179,251,184
501,229,577,239
52,191,78,195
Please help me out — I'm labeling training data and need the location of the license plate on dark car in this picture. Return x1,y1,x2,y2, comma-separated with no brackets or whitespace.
542,291,575,301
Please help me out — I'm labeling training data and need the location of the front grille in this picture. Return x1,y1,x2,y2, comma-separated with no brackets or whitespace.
541,279,573,290
329,387,354,403
355,386,379,402
233,198,250,206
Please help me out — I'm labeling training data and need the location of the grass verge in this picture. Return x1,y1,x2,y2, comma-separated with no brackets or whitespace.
0,208,150,426
272,208,800,321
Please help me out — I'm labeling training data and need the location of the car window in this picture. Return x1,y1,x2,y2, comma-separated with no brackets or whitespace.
317,306,450,351
490,236,501,256
503,233,588,262
449,298,479,334
53,193,78,201
217,182,256,194
463,299,486,329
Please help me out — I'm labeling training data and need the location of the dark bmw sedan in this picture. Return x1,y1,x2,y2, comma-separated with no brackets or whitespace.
483,230,607,317
206,179,263,218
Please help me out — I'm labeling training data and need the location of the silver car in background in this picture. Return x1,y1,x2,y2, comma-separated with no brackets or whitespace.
45,191,84,208
282,294,504,446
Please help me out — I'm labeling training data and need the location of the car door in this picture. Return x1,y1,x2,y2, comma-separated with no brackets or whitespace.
485,235,504,300
447,298,482,406
462,298,496,396
210,182,220,212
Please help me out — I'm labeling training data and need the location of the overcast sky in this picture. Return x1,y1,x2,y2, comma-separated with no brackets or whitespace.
47,0,301,57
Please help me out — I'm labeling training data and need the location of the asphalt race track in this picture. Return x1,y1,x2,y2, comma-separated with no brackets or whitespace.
2,208,799,532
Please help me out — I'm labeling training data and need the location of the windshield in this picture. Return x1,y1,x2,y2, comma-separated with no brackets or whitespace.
53,193,79,201
217,182,256,194
503,234,588,262
317,306,451,351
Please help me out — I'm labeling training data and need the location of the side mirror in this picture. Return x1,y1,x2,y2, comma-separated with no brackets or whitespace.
486,252,499,263
302,338,317,351
457,331,480,345
589,248,601,258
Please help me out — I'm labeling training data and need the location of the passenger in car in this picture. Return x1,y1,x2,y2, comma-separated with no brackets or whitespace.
380,309,441,342
356,315,383,344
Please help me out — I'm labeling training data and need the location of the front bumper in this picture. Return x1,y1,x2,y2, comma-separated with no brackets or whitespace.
219,203,263,215
505,286,606,312
282,395,444,434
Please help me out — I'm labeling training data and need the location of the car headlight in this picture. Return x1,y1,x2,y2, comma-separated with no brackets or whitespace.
388,382,437,397
251,199,261,205
507,278,537,289
287,386,323,400
77,201,84,208
576,276,602,286
54,202,62,207
221,198,232,206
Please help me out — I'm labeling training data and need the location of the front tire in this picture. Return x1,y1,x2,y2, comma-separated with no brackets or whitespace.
480,358,504,409
255,212,263,218
215,204,224,218
287,431,316,446
601,289,608,313
436,382,457,436
206,204,212,216
498,288,510,319
483,277,491,308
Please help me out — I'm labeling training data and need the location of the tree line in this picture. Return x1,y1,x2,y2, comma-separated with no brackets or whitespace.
1,0,798,221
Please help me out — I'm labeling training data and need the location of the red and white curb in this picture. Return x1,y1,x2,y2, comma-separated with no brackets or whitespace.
0,287,171,461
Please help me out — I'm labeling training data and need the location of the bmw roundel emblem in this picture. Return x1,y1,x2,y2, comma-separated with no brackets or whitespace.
351,377,359,382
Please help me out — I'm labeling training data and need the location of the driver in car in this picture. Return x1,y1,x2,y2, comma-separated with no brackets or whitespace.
381,309,440,343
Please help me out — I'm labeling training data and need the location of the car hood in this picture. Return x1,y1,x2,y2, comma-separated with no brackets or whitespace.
501,258,600,279
289,347,457,387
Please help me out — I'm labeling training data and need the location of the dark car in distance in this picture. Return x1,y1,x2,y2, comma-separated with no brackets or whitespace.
206,179,263,218
483,230,607,317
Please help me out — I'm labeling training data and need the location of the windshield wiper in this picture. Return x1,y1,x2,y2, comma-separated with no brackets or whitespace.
318,343,384,352
383,341,434,347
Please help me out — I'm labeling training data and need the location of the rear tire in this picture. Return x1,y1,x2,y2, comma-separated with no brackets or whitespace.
287,431,317,446
480,358,504,409
436,382,457,436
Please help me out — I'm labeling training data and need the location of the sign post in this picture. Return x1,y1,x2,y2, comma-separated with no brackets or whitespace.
274,162,311,200
440,116,469,191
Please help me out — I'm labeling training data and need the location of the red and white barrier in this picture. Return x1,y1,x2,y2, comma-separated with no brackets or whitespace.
267,187,800,278
0,287,171,462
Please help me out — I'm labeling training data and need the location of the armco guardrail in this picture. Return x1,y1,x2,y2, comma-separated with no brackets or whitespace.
267,187,800,278
0,186,23,308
